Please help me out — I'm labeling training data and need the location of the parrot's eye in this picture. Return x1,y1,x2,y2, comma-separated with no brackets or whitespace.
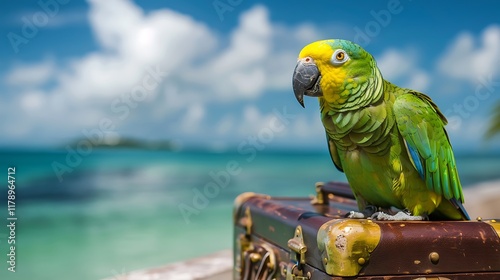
331,49,349,65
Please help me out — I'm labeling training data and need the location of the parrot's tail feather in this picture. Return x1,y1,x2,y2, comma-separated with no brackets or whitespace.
450,198,471,220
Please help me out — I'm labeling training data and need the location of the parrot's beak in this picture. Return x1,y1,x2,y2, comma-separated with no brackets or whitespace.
292,58,322,108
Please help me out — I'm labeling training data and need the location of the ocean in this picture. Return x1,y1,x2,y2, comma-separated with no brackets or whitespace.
0,149,499,280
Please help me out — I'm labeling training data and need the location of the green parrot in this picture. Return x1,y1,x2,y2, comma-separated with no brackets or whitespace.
292,39,469,221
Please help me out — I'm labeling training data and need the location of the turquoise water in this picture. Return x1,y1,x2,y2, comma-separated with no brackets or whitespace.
0,149,499,280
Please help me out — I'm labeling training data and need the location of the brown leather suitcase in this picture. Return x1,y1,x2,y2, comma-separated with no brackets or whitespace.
233,182,500,279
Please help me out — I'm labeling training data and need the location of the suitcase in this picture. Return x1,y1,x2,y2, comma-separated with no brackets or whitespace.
233,182,500,279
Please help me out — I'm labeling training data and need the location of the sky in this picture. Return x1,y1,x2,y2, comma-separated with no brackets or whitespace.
1,0,500,152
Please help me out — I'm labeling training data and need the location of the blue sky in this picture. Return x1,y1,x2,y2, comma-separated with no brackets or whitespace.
1,0,500,152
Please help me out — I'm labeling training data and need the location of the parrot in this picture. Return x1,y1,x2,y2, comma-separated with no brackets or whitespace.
292,39,470,221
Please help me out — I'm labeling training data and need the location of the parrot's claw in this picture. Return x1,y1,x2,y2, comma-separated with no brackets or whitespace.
346,205,378,219
346,211,366,219
371,211,427,221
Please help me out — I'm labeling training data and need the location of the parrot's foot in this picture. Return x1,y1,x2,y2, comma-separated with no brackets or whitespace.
346,205,378,219
346,211,365,219
371,208,428,221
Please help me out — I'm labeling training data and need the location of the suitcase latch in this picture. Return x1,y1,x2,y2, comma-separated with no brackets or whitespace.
284,225,310,280
288,225,307,265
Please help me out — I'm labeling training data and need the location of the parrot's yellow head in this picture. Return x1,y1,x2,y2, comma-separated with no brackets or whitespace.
292,39,378,108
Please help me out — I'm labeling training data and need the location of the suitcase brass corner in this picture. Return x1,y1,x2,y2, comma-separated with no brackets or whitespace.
317,219,381,277
484,219,500,238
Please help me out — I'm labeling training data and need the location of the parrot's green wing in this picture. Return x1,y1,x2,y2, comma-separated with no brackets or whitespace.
394,92,469,218
327,135,343,172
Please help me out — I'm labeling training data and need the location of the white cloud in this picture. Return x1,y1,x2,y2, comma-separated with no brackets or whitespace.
438,25,500,83
291,114,324,139
186,5,272,100
181,103,205,134
376,49,414,80
0,0,334,147
5,60,55,86
446,116,489,151
235,105,324,146
215,116,234,135
60,0,216,102
240,105,266,134
376,48,430,92
406,70,430,92
20,90,45,110
293,23,324,44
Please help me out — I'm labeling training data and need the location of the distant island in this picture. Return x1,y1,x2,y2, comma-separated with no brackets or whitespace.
66,137,177,151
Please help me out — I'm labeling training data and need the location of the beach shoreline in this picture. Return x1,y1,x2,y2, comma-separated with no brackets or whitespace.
463,179,500,219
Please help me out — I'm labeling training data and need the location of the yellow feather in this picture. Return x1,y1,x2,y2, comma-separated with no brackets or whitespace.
298,40,348,105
